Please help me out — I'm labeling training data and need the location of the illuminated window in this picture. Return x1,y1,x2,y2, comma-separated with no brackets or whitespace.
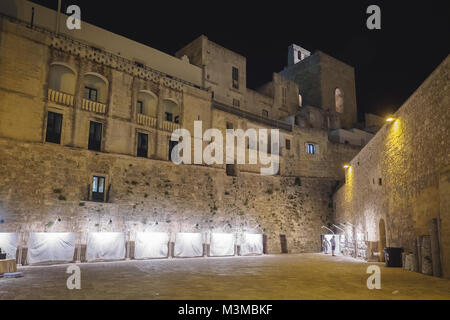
335,88,344,113
92,176,105,202
306,143,316,154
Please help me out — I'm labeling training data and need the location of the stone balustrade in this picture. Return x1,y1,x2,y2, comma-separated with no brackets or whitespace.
137,113,157,128
162,120,181,132
81,99,107,114
47,89,74,106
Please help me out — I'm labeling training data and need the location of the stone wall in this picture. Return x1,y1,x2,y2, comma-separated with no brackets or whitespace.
0,138,336,255
333,56,450,277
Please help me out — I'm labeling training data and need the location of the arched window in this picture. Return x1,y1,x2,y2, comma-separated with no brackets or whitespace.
83,73,108,104
335,88,344,113
163,99,180,123
48,63,76,95
137,91,158,118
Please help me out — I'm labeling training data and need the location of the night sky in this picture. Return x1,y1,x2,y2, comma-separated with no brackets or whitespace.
31,0,449,121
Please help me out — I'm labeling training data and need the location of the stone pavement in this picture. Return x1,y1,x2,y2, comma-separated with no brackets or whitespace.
0,253,449,300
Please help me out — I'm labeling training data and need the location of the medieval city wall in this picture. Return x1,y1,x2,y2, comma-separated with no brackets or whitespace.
334,56,450,277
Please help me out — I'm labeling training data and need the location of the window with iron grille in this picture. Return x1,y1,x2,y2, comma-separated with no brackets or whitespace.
45,111,62,144
307,143,316,154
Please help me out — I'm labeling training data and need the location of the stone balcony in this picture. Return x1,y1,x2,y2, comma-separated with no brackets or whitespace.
81,98,107,114
162,120,181,132
47,89,74,106
136,113,157,128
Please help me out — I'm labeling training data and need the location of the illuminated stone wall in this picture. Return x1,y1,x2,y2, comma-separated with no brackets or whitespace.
0,137,336,254
333,56,450,277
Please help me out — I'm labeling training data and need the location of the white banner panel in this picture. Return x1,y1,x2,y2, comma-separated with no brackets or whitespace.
134,232,169,259
86,232,126,262
240,233,263,256
0,232,18,260
27,232,76,264
174,233,203,257
210,233,235,256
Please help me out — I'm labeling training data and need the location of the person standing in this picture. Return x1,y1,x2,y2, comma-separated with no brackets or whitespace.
322,238,330,254
330,236,336,256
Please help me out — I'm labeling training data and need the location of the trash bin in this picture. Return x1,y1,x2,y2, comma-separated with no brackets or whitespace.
384,247,403,267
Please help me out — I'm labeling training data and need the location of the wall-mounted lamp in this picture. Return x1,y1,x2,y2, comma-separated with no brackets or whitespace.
386,116,396,123
343,164,351,169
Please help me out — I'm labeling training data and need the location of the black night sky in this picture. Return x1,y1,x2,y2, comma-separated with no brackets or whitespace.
32,0,449,121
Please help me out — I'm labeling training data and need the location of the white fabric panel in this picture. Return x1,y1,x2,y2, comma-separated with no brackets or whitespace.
210,233,235,256
86,232,126,262
174,233,203,257
0,232,18,260
240,233,263,255
27,232,76,264
134,232,169,259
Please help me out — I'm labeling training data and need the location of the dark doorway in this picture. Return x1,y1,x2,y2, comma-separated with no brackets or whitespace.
280,234,288,253
137,132,148,158
45,111,62,144
168,140,178,161
88,121,102,151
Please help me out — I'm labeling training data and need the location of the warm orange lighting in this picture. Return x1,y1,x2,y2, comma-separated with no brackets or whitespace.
343,165,351,169
386,117,395,123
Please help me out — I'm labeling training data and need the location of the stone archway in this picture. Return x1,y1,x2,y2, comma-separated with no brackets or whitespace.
378,218,387,262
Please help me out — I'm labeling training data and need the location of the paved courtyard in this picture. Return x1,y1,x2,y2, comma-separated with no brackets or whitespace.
0,253,449,300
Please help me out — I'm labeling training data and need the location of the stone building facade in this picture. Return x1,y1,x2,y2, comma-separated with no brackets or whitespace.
334,56,450,278
0,1,371,261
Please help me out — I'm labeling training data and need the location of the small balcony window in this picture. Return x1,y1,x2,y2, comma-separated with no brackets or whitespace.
84,86,98,102
165,112,173,122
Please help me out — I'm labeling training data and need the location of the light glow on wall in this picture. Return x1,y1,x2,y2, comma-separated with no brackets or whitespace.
27,232,76,264
134,232,169,259
210,233,235,257
0,232,18,260
174,233,203,258
86,232,126,262
240,233,263,255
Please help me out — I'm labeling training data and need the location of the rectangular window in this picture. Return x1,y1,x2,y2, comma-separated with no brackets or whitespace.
45,111,62,144
92,176,105,202
307,143,316,154
232,67,239,89
137,100,144,114
286,139,291,150
137,132,148,158
262,109,269,118
168,140,178,161
282,87,287,105
88,121,102,151
165,112,173,122
84,86,98,102
232,99,240,108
